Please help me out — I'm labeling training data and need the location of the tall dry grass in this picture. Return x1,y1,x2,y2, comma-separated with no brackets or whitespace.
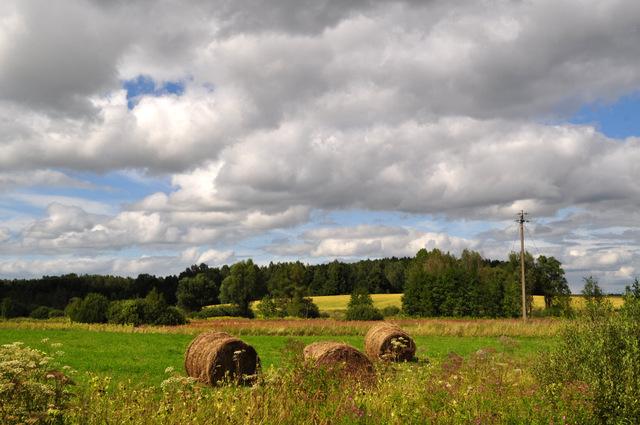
0,316,561,338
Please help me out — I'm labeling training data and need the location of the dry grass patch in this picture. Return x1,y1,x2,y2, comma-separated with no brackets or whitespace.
0,317,563,338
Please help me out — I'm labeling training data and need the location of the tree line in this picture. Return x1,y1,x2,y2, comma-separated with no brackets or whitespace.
0,249,572,322
402,249,570,318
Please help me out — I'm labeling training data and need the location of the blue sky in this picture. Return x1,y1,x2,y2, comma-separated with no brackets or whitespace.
569,94,640,139
1,0,640,294
122,75,186,109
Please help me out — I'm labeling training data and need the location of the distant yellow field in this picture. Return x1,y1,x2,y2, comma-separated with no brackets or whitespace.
568,294,623,309
311,293,624,312
311,293,402,311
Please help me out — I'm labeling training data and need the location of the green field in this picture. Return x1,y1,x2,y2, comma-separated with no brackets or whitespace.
0,292,577,389
2,293,635,424
0,323,550,388
0,316,616,424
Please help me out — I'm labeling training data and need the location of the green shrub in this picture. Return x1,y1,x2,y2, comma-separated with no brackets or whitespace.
65,293,109,324
344,287,383,320
192,305,251,319
344,305,383,321
0,341,76,425
108,299,145,326
29,306,51,320
143,288,170,325
287,295,320,318
257,296,320,319
381,305,401,317
108,294,188,326
621,277,640,321
256,296,288,318
534,307,640,423
48,309,64,318
156,306,188,326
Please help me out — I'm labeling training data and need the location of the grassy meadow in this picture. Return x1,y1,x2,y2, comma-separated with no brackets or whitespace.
0,293,593,387
0,323,552,388
3,294,630,424
1,318,592,424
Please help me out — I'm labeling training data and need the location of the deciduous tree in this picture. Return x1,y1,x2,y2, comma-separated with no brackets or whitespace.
219,259,264,317
176,273,219,312
533,255,570,310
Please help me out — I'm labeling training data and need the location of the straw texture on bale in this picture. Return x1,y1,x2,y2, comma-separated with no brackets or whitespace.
364,322,416,362
303,341,376,386
184,330,259,386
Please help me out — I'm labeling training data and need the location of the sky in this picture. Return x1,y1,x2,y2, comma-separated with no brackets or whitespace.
1,0,640,294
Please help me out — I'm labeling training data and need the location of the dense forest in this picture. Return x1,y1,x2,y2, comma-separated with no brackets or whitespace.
0,248,571,322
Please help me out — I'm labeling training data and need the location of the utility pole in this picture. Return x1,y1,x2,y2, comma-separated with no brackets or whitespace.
517,210,528,321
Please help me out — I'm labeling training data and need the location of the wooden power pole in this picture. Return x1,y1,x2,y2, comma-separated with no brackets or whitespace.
517,210,528,321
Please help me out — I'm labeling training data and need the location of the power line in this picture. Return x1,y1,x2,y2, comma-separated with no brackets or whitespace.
510,223,520,252
524,222,542,257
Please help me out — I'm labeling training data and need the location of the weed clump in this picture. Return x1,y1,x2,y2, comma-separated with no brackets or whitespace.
0,340,76,425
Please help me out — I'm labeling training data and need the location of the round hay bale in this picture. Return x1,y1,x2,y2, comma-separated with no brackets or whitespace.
303,341,376,387
364,322,416,362
184,330,259,386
